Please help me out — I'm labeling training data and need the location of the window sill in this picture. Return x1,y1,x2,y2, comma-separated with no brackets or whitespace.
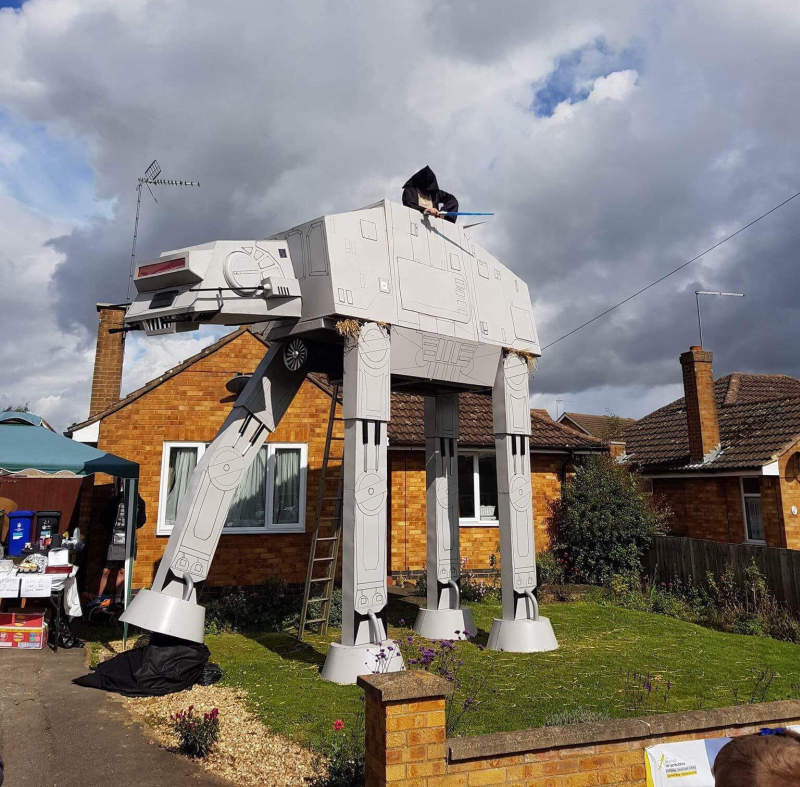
745,538,767,545
222,526,305,535
459,519,499,528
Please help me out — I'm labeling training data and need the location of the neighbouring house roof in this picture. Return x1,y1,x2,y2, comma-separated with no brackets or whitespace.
66,327,266,435
70,328,601,455
624,373,800,473
558,411,635,439
388,392,602,451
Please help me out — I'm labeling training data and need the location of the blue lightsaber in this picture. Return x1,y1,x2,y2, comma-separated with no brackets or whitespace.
439,211,494,216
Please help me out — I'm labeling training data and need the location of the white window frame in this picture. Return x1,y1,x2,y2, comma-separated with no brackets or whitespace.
157,441,307,536
458,449,500,527
245,442,307,535
157,441,207,536
741,477,766,544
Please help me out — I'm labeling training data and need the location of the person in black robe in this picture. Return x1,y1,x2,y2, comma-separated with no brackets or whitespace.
402,165,459,223
96,481,146,601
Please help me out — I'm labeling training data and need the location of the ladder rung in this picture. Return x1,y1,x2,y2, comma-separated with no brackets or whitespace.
315,536,338,542
313,556,335,562
304,618,326,625
329,436,344,441
307,596,330,604
309,576,331,582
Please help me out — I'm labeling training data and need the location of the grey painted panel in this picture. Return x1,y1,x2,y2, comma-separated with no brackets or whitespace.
391,325,501,387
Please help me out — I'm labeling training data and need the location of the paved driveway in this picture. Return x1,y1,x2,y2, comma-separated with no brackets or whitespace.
0,646,227,786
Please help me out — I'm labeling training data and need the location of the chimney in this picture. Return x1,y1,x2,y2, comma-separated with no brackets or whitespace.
89,304,126,418
680,346,720,463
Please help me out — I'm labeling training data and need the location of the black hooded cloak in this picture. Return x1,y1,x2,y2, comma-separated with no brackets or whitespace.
402,166,458,223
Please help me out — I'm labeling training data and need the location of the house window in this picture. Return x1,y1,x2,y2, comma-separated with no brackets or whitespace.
157,442,205,536
458,452,499,525
157,441,307,536
741,477,765,543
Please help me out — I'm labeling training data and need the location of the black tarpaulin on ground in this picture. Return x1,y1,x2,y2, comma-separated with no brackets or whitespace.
74,634,210,696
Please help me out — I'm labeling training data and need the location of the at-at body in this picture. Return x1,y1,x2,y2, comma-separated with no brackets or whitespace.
122,199,557,683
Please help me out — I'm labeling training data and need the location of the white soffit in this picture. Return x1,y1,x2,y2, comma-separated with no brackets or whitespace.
762,460,780,476
71,421,99,444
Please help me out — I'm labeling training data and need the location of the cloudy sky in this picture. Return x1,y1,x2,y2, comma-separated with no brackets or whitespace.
1,0,799,430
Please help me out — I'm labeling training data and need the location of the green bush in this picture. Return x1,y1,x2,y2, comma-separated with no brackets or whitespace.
535,550,565,585
604,559,800,647
551,456,668,586
204,578,301,634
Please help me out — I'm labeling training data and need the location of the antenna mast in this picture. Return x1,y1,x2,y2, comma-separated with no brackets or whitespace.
694,290,744,347
127,160,200,301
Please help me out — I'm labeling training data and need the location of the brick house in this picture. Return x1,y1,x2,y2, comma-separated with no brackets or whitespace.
69,306,602,590
623,346,800,548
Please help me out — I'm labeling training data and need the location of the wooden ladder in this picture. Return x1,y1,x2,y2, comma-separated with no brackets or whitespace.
297,381,345,640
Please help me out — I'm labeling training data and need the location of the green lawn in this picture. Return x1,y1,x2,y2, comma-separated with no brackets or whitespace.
206,599,800,748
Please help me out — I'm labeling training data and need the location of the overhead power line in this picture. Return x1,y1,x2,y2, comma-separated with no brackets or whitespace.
541,189,800,351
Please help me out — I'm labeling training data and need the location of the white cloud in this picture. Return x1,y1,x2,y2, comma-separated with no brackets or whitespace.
587,69,638,103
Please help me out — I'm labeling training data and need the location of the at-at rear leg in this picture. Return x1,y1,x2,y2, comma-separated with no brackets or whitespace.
413,393,476,640
487,353,558,653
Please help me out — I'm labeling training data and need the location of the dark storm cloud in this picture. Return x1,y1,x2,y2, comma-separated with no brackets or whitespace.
1,0,799,428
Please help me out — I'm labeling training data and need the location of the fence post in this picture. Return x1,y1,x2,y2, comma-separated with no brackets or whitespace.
358,671,453,785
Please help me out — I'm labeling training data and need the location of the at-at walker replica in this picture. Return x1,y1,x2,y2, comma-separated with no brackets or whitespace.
121,187,558,684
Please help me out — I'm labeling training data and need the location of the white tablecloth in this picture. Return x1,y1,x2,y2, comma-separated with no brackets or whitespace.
0,566,82,617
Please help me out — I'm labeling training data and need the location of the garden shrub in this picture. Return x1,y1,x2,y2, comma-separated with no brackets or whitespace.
305,587,343,630
552,456,668,586
171,706,220,758
204,578,302,634
605,559,800,646
401,631,492,736
535,550,564,585
310,713,365,787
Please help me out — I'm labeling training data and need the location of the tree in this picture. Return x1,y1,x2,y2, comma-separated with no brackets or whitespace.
551,455,668,586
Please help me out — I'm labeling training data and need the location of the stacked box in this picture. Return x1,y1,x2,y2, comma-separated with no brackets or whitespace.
0,612,47,649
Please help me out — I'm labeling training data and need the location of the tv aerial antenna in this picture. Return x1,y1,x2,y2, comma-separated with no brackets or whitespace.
126,159,200,301
694,290,744,347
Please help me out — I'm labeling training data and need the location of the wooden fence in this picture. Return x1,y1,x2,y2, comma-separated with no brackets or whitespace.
647,535,800,612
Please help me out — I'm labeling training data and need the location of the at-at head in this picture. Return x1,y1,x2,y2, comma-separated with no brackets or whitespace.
125,239,302,335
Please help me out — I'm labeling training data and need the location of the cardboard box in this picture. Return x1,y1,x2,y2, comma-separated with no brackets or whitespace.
0,612,47,649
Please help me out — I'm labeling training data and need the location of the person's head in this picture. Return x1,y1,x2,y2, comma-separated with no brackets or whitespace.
713,728,800,786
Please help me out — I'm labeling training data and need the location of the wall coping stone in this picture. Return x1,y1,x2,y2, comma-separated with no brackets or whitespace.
447,699,800,761
358,671,454,703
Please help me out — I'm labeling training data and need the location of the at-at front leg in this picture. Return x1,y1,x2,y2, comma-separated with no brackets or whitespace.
321,323,403,683
121,342,305,642
487,353,558,653
413,394,476,640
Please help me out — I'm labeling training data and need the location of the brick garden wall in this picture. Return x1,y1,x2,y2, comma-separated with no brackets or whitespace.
359,671,800,786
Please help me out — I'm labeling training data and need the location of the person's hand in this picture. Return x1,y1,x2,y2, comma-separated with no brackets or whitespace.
424,207,441,218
